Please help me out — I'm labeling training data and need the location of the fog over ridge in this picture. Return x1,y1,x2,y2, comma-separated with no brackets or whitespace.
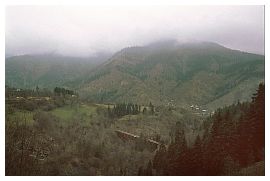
6,6,264,57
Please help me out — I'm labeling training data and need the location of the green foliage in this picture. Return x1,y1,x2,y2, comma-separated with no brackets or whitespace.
5,54,105,89
76,42,264,108
148,83,265,175
5,86,77,112
108,103,141,118
7,100,170,175
23,100,37,111
33,111,58,131
86,69,110,84
54,87,76,96
6,86,53,98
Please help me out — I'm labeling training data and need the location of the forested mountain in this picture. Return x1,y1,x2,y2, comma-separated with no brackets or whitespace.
5,53,111,89
77,40,264,109
5,41,265,176
5,40,264,109
140,83,265,176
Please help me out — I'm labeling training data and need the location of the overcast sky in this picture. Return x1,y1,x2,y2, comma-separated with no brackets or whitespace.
6,6,264,57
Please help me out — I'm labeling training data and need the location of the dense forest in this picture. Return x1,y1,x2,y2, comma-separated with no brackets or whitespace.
139,83,265,175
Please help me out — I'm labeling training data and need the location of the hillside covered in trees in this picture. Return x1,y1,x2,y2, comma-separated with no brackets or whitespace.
5,54,110,89
6,41,264,110
5,41,265,175
77,41,264,109
5,5,265,176
140,83,265,175
5,83,264,175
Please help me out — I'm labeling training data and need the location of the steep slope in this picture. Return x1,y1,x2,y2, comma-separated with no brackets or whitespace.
5,53,110,89
78,40,264,109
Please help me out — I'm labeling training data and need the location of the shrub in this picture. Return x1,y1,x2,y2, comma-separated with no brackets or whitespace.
6,104,15,114
23,100,37,111
33,111,57,131
42,103,56,111
54,97,65,107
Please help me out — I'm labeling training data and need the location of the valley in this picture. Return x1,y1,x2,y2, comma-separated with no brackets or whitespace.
4,4,266,176
5,87,206,175
5,40,265,176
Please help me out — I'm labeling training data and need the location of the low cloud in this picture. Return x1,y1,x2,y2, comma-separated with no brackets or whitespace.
6,5,265,57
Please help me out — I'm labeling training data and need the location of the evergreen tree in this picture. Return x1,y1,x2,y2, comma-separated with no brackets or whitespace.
153,143,167,173
149,102,154,115
138,166,144,176
145,161,153,176
142,107,147,114
36,85,39,94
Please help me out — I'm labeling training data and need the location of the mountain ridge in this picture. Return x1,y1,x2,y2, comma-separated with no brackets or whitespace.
5,53,111,89
5,40,264,110
76,40,264,109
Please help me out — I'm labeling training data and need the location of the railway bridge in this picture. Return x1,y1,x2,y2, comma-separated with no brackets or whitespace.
115,130,162,151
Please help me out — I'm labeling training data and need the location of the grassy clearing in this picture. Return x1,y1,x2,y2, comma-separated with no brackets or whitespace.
6,111,35,125
79,104,97,116
6,103,100,127
50,104,98,121
50,106,76,120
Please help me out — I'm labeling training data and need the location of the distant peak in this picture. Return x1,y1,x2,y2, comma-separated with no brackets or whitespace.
146,39,179,48
144,38,227,51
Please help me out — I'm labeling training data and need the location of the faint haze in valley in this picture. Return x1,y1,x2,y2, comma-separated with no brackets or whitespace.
6,6,264,57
